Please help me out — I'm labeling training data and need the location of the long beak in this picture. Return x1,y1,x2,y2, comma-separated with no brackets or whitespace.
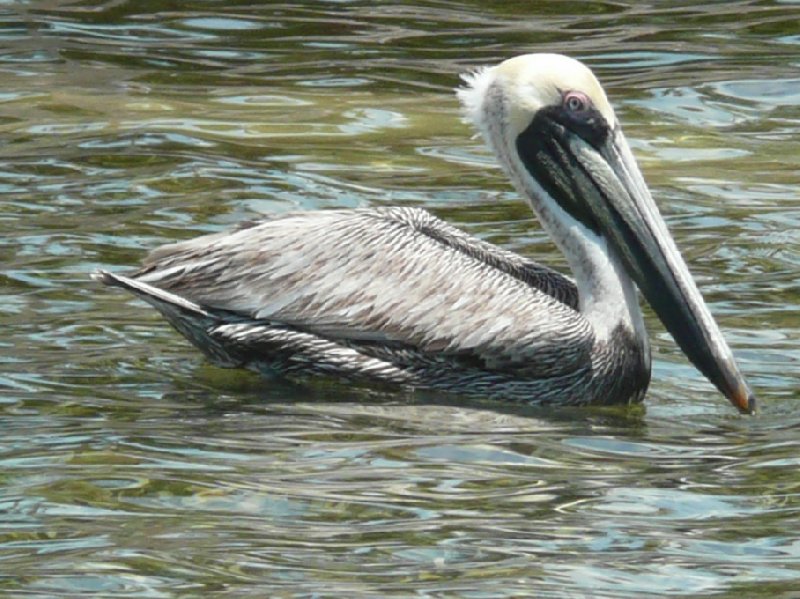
565,127,756,414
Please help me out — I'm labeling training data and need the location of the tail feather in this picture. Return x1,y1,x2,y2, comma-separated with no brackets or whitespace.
92,270,211,316
92,269,244,367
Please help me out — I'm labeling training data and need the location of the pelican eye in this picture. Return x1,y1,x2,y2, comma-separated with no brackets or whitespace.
563,91,591,114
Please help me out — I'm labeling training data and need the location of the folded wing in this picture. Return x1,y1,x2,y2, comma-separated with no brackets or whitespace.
134,207,590,377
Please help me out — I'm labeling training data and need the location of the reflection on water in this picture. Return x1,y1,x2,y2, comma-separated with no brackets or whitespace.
1,1,799,597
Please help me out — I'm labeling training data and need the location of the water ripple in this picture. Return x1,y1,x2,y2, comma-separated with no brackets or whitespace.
1,1,798,597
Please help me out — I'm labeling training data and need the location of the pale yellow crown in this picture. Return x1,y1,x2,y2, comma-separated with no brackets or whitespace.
457,53,615,138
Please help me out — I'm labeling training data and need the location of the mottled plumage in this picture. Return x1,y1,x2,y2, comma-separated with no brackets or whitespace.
97,207,645,405
94,53,755,412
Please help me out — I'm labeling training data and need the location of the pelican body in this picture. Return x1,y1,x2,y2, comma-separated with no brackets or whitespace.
94,54,755,413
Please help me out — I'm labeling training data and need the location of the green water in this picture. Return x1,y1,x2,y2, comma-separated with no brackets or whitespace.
1,1,799,597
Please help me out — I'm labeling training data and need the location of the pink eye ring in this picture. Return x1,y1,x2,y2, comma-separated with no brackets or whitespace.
564,91,590,113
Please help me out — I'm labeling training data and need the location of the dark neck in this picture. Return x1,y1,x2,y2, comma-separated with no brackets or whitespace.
588,323,652,405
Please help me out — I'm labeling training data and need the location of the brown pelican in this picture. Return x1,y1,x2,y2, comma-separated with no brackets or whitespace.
93,53,756,413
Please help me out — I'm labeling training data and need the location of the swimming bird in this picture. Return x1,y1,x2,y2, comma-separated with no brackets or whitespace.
93,53,755,413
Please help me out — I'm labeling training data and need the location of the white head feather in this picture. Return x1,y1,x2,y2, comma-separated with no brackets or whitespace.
457,54,616,144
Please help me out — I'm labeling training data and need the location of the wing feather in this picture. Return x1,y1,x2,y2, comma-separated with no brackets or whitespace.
135,207,590,377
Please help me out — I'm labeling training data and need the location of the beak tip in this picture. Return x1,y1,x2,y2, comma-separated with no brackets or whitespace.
745,392,757,416
733,388,756,415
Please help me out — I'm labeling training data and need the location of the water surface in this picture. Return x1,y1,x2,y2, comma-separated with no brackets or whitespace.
1,1,799,597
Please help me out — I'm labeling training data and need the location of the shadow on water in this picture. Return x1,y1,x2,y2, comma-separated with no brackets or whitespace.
159,369,650,433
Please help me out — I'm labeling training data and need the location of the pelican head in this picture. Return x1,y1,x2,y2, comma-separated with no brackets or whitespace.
458,54,755,414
